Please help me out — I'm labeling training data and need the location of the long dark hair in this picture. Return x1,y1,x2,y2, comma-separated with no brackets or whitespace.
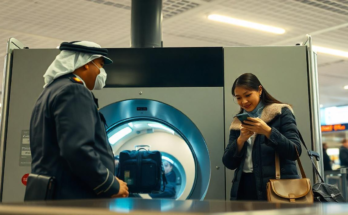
232,73,282,113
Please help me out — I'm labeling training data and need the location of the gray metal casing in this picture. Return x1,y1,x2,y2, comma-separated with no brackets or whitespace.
1,50,59,202
1,49,225,202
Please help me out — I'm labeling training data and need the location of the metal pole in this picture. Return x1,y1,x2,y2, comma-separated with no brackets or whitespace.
0,38,25,201
131,0,163,48
340,168,348,201
304,35,324,183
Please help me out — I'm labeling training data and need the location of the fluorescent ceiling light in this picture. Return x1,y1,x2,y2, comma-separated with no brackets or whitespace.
344,85,348,90
208,14,285,34
109,127,132,145
313,46,348,58
148,123,174,135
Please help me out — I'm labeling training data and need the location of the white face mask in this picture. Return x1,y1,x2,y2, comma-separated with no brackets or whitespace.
91,61,107,90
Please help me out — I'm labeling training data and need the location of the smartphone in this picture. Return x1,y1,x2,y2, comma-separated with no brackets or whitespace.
235,113,251,124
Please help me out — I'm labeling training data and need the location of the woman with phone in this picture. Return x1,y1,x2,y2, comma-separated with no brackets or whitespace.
222,73,302,201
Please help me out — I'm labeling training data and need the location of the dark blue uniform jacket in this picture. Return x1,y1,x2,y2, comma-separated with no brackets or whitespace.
223,104,302,200
28,73,119,200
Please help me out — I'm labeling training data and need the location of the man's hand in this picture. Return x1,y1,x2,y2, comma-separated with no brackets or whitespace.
111,177,129,198
242,117,272,138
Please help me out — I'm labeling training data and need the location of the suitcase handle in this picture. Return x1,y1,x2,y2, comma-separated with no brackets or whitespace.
135,145,150,151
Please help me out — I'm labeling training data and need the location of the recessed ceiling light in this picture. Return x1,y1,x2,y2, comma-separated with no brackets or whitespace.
208,14,285,34
344,85,348,90
313,46,348,58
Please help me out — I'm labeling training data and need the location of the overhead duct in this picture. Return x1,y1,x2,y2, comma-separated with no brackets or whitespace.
131,0,163,48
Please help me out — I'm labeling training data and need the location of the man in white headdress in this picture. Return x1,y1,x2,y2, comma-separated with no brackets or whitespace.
25,41,129,200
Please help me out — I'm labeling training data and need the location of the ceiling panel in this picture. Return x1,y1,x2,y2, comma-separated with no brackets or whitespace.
0,0,347,109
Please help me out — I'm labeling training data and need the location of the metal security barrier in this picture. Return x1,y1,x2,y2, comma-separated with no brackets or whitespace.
340,168,348,201
325,168,348,202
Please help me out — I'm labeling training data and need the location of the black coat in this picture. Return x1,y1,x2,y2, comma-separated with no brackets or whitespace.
223,104,302,200
339,146,348,167
323,149,332,171
27,73,119,200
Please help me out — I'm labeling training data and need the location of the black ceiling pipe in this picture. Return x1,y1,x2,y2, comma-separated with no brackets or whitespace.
131,0,162,48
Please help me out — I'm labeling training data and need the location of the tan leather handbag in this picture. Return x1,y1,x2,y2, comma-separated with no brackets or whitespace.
267,148,313,203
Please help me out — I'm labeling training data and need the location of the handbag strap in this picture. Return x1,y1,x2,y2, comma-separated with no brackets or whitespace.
295,147,307,178
275,153,281,179
275,147,306,179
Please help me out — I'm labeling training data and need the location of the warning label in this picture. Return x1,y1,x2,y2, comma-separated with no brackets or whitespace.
19,130,31,166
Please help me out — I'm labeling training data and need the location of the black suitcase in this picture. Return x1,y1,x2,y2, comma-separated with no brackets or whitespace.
117,149,166,193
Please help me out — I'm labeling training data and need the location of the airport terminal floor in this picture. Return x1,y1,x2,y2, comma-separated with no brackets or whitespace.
0,198,348,215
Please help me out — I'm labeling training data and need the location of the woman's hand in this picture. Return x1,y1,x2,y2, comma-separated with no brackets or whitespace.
239,126,254,142
242,117,272,138
236,125,254,153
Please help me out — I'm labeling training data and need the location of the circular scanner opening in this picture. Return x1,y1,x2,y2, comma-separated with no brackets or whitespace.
107,120,196,200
